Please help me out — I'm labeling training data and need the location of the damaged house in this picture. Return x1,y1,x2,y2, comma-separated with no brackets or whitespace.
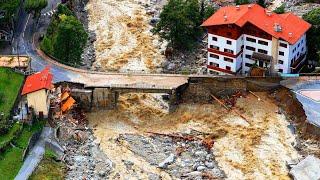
21,67,53,118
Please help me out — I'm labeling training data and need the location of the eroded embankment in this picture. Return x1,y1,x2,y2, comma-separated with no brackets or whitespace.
87,91,300,179
273,87,320,158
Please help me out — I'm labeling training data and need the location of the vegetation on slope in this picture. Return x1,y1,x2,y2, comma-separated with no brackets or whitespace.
29,148,66,180
0,67,24,134
303,8,320,66
24,0,48,19
0,120,45,180
0,0,20,25
40,4,88,67
153,0,214,50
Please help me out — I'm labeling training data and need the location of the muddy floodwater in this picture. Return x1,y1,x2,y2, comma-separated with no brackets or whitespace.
87,92,299,179
86,0,166,72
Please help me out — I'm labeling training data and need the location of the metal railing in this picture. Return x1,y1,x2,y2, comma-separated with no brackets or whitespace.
107,83,174,90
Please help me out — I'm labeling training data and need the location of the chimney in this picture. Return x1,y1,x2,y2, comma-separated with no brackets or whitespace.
248,4,252,9
266,10,272,16
274,23,282,32
289,32,293,38
224,15,228,21
236,5,240,10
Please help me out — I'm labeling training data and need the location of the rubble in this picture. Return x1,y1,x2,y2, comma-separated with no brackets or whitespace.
88,92,302,179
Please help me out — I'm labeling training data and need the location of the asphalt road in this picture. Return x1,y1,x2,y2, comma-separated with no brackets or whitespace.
12,0,80,83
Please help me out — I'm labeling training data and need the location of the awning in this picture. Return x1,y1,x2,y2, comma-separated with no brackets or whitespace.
251,52,272,62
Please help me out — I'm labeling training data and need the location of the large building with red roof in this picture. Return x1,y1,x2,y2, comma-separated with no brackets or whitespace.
201,4,311,75
22,67,53,117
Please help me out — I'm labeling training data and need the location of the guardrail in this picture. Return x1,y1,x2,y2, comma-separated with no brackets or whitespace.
99,83,174,90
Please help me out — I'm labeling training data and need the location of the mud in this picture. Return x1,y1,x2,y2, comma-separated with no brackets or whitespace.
88,92,300,179
86,0,166,73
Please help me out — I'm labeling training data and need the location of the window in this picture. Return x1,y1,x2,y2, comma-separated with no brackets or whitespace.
210,54,219,59
210,45,219,50
279,42,287,48
258,49,268,54
246,46,255,51
258,40,268,46
278,69,283,73
278,60,284,64
224,48,234,54
226,40,232,45
245,54,251,59
209,62,219,67
279,51,284,56
298,43,300,47
226,66,231,70
224,57,233,63
245,63,252,67
241,45,244,49
212,36,217,41
246,37,256,43
302,47,304,51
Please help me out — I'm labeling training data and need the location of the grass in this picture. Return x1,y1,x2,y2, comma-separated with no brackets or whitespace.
0,147,24,180
14,120,46,148
0,122,23,150
0,67,24,121
29,148,66,180
0,120,46,180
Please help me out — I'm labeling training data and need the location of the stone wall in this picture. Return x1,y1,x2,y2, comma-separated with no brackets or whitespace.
68,76,282,110
182,76,282,102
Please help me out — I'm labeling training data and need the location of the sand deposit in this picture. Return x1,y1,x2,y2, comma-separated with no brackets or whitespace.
86,0,166,72
88,92,300,179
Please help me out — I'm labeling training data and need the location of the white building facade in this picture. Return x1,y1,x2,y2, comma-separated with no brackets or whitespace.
202,4,311,75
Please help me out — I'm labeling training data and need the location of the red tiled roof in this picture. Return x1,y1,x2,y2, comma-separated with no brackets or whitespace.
201,4,311,44
21,67,53,95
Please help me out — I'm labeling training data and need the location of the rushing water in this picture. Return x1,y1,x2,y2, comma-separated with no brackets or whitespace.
293,81,320,127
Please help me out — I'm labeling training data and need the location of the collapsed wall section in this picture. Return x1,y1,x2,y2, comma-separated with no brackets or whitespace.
182,76,282,102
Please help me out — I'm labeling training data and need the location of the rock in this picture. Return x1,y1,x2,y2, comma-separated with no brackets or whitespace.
158,153,176,169
205,161,215,169
184,171,202,178
148,173,161,180
167,63,176,70
194,150,206,157
196,165,206,171
93,139,101,146
98,170,106,177
206,154,212,161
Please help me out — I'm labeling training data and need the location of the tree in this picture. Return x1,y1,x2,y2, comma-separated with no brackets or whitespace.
273,3,285,14
153,0,210,50
257,0,266,8
234,0,250,5
0,0,20,29
53,15,87,65
200,0,215,20
40,4,88,66
24,0,48,19
303,8,320,65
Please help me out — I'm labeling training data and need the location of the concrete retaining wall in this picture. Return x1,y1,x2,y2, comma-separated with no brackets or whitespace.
182,76,282,102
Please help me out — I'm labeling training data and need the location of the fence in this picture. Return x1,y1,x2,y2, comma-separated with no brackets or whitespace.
105,83,174,90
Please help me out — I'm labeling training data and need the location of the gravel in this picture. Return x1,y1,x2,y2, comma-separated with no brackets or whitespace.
120,133,225,179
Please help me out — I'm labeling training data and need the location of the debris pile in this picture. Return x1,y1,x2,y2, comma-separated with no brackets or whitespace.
120,131,225,179
88,92,301,179
50,85,114,179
